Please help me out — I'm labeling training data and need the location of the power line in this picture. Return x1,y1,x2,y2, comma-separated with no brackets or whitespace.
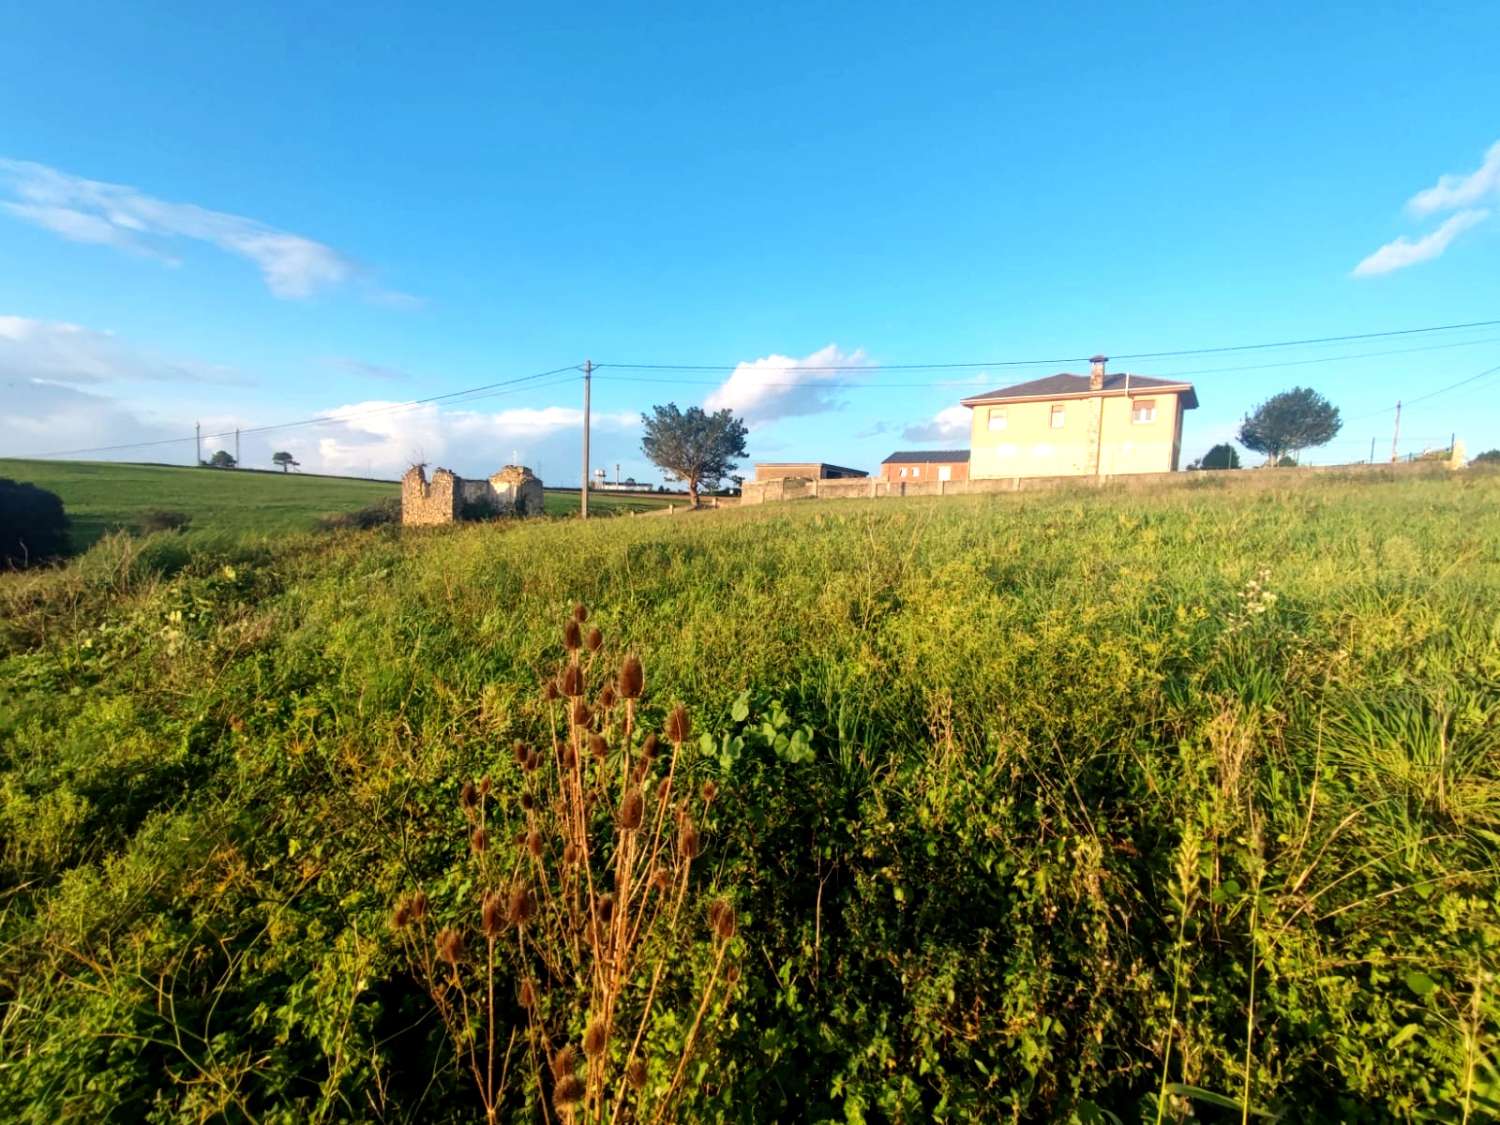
23,364,584,460
1345,361,1500,422
592,317,1500,374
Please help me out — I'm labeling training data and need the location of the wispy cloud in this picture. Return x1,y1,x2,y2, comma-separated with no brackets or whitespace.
703,344,868,427
901,404,970,443
0,158,416,303
0,314,247,386
327,357,413,383
1408,140,1500,216
1352,209,1489,277
1354,139,1500,276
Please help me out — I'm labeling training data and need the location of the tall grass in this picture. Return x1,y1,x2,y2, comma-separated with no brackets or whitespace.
1,472,1497,1120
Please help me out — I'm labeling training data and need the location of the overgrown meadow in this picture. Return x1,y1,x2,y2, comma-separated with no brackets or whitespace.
1,471,1497,1122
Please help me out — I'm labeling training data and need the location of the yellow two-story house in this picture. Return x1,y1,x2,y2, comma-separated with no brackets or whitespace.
960,356,1197,479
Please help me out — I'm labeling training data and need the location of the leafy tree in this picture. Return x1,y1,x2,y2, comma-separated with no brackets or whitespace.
0,478,69,566
640,403,748,507
1472,448,1500,465
272,451,299,473
1237,387,1342,464
1198,442,1241,470
208,450,237,469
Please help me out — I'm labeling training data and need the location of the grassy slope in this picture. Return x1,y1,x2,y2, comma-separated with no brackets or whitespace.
0,458,671,547
1,471,1497,1120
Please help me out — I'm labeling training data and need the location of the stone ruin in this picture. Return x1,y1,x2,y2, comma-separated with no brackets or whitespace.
401,463,544,526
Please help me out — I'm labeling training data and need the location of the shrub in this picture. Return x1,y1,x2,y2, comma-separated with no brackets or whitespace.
0,478,70,567
135,509,192,534
316,496,401,530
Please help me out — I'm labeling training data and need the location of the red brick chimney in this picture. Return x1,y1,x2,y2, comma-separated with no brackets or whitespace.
1089,354,1108,391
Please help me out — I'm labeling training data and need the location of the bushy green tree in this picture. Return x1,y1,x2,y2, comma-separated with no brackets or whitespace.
1198,442,1241,470
207,450,237,469
0,478,69,566
640,403,748,507
1472,448,1500,464
1238,387,1341,464
272,451,299,472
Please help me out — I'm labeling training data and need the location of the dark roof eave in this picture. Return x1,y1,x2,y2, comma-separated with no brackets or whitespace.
961,384,1198,409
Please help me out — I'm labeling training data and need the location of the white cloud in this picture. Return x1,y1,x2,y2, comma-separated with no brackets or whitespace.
901,404,971,443
0,379,187,458
0,314,245,386
1408,140,1500,216
703,344,867,427
1352,209,1489,277
0,158,411,302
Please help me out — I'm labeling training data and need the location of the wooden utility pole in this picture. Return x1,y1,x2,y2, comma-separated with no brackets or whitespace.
581,360,592,519
1369,437,1375,463
195,421,201,466
1390,400,1402,464
235,428,240,467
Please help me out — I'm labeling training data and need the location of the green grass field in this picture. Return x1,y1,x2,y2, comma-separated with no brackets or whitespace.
0,458,672,547
1,470,1496,1121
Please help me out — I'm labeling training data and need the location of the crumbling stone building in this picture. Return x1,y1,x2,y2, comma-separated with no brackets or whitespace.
401,464,544,526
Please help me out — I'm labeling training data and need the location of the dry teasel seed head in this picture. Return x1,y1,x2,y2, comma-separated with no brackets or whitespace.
560,744,577,771
553,1044,579,1080
479,776,492,796
482,891,506,938
460,779,478,812
554,1074,585,1109
598,893,616,924
526,750,541,772
520,791,535,811
588,732,607,761
725,964,741,986
392,900,412,929
626,1057,647,1090
519,978,538,1009
571,699,591,729
527,829,544,859
640,732,659,760
513,739,529,765
586,626,603,653
583,1020,607,1058
651,867,672,894
619,654,644,700
564,618,583,651
599,683,617,710
708,898,737,941
701,779,719,804
679,820,701,860
436,927,465,966
508,883,537,926
563,841,579,866
665,705,691,745
470,826,489,855
543,680,559,702
573,603,589,624
562,664,584,698
618,789,644,830
409,890,428,921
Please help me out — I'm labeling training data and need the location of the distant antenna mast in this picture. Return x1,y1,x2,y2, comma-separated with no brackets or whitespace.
195,421,201,466
235,427,240,468
1390,400,1402,463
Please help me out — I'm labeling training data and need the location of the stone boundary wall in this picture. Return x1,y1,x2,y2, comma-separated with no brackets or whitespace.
738,459,1460,507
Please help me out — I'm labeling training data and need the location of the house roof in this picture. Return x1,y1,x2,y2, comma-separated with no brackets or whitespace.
961,372,1198,410
754,461,867,476
881,450,971,464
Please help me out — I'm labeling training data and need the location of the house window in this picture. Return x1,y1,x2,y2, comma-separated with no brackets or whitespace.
1050,404,1065,429
899,467,908,478
938,465,952,482
1132,399,1157,424
987,407,1007,432
912,466,921,478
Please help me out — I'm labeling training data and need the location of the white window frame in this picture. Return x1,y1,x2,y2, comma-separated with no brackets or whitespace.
912,466,921,478
938,465,952,482
1050,404,1066,429
1131,399,1157,424
987,407,1007,432
899,466,907,478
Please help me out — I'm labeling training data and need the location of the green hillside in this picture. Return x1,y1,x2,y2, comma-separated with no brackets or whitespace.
1,471,1496,1121
0,459,670,547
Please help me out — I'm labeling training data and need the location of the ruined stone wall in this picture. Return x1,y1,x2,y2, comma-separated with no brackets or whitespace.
401,465,462,525
489,465,544,516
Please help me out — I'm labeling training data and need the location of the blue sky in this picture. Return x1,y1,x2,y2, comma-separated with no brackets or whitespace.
2,1,1498,482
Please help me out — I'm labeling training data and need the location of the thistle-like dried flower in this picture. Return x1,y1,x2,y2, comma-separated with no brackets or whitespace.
436,926,465,967
640,732,659,760
583,1020,608,1058
618,789,644,830
679,820,701,860
564,618,583,652
599,683,617,710
460,779,478,812
508,883,537,926
572,603,589,624
554,1074,585,1109
626,1058,647,1091
708,898,737,941
586,626,603,652
651,868,672,894
619,654,644,700
563,842,579,867
553,1044,579,1080
470,826,489,855
562,664,584,698
527,829,544,859
725,964,741,986
598,893,616,924
519,978,538,1009
543,680,560,702
571,699,591,728
513,739,529,765
482,891,506,937
409,890,428,922
665,705,691,745
560,744,577,771
701,779,719,805
588,732,608,761
526,750,541,772
392,900,412,929
520,791,535,811
478,776,492,796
